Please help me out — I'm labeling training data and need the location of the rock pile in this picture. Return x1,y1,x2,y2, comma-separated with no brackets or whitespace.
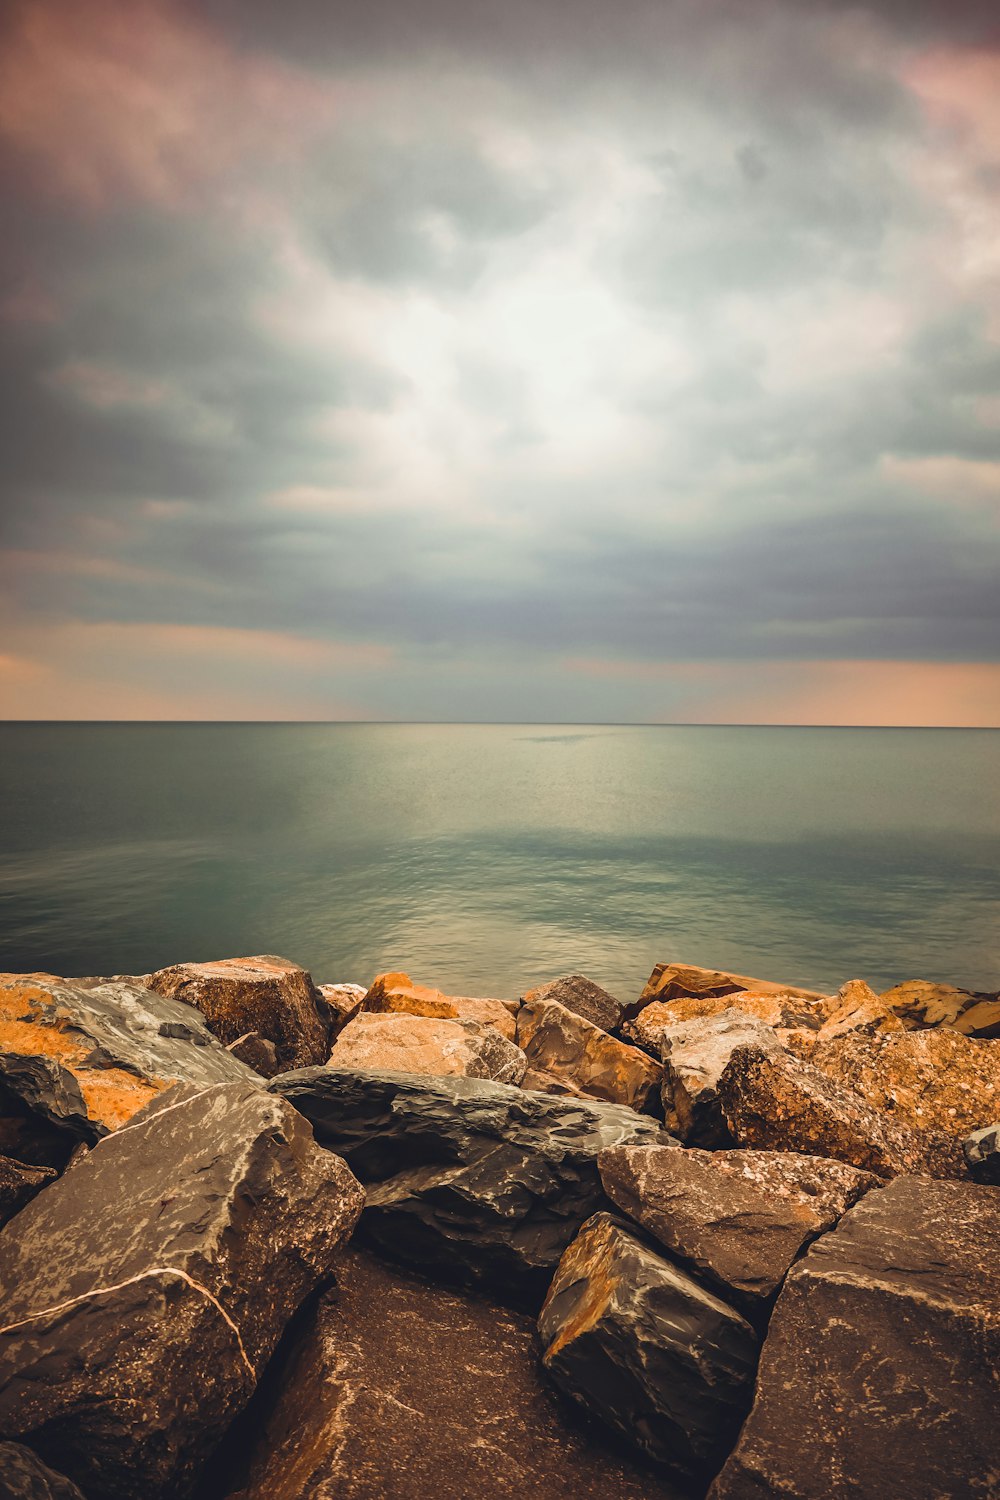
0,954,997,1499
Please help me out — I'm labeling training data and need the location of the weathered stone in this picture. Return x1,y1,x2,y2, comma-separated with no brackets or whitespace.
0,1156,56,1229
718,1044,964,1178
539,1212,758,1488
812,978,904,1043
711,1176,1000,1500
963,1124,1000,1184
599,1143,877,1318
523,975,623,1034
329,1011,527,1084
0,1443,86,1500
0,973,256,1152
628,962,828,1021
624,991,825,1053
225,1033,279,1076
881,979,1000,1038
317,982,366,1035
363,972,517,1041
658,1010,784,1148
0,1081,364,1500
270,1068,666,1303
516,997,662,1112
211,1248,683,1500
146,956,329,1075
520,1066,586,1097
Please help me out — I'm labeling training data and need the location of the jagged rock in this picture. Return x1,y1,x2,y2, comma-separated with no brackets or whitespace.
329,1012,527,1084
0,1442,86,1500
599,1143,877,1318
538,1212,758,1488
880,979,1000,1038
627,962,827,1022
147,956,329,1075
624,991,826,1053
811,979,903,1043
0,1156,56,1229
0,973,256,1155
0,1081,364,1500
516,998,662,1112
963,1124,1000,1184
520,1066,587,1097
363,972,517,1042
270,1068,666,1303
210,1248,683,1500
710,1176,1000,1500
718,1044,964,1178
658,1010,784,1147
522,975,623,1034
317,982,366,1035
225,1034,279,1076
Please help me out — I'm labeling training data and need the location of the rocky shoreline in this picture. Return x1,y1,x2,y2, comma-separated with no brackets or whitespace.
0,955,998,1498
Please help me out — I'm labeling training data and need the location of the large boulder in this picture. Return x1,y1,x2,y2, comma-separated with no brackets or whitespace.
963,1124,1000,1184
146,956,329,1075
210,1248,682,1500
710,1176,1000,1499
328,1012,527,1084
880,979,1000,1038
0,1156,56,1229
657,1010,784,1147
0,1082,364,1500
811,979,903,1043
0,1443,86,1500
0,973,256,1159
515,997,662,1112
270,1068,666,1303
538,1212,758,1489
624,991,825,1053
628,963,828,1022
363,972,517,1042
522,975,623,1034
599,1143,877,1319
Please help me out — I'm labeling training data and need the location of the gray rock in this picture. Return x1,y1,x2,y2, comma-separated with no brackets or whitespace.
516,997,662,1112
0,1157,56,1229
963,1123,1000,1184
0,1081,364,1500
710,1176,1000,1499
658,1010,784,1147
270,1067,667,1303
0,1443,86,1500
539,1212,759,1489
522,975,623,1034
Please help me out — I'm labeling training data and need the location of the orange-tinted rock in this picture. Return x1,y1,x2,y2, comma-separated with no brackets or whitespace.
147,955,329,1075
812,979,903,1043
329,1012,527,1084
522,976,622,1034
880,979,1000,1038
364,972,517,1041
521,1067,587,1097
516,997,662,1112
629,962,828,1020
624,991,826,1053
658,1010,785,1147
318,982,366,1035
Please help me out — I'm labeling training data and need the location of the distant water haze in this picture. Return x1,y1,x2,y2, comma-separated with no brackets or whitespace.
0,723,997,1000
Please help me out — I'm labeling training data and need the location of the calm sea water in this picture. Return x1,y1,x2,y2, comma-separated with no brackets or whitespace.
0,723,997,1002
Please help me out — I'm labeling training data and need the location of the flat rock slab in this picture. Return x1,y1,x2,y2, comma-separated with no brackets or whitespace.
658,1011,784,1148
0,1082,364,1500
364,972,517,1041
271,1068,666,1303
539,1212,758,1489
147,956,329,1075
629,963,828,1022
330,1011,526,1084
211,1247,683,1500
0,1442,86,1500
599,1144,877,1317
880,979,1000,1038
523,975,623,1034
711,1176,1000,1499
516,997,662,1112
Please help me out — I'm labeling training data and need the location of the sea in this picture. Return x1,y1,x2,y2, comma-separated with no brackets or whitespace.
0,723,997,1003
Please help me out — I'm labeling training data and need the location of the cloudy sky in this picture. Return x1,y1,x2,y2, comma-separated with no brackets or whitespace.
1,0,998,723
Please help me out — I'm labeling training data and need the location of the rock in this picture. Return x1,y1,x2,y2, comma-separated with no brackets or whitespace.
627,962,827,1022
520,1067,586,1097
317,982,366,1035
225,1034,279,1076
624,990,826,1053
210,1247,683,1500
880,979,1000,1038
363,972,517,1042
710,1176,1000,1500
0,1081,364,1500
516,997,662,1112
658,1010,785,1147
146,956,329,1075
811,979,903,1042
599,1143,877,1318
0,973,257,1154
329,1012,527,1084
963,1124,1000,1184
718,1044,963,1179
0,1156,56,1229
0,1443,86,1500
538,1212,758,1488
270,1068,666,1303
522,975,623,1034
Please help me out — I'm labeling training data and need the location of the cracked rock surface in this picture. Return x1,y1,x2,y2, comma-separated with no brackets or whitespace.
0,1442,86,1500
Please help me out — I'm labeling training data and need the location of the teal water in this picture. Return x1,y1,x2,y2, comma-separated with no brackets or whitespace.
0,724,997,1002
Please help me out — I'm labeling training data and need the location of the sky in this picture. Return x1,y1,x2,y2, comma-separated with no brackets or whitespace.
1,0,999,724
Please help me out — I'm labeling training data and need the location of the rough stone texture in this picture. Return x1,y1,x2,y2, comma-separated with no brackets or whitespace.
147,956,329,1075
225,1034,279,1076
0,973,257,1151
880,979,1000,1038
363,972,517,1042
516,997,662,1112
718,1044,965,1179
628,962,828,1022
271,1068,666,1303
812,979,904,1043
0,1156,56,1229
624,991,825,1054
963,1124,1000,1183
539,1212,758,1489
329,1012,527,1084
0,1081,364,1500
0,1443,86,1500
520,1066,585,1097
658,1010,785,1148
210,1248,683,1500
522,975,623,1034
317,983,366,1035
599,1143,877,1318
710,1176,1000,1500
